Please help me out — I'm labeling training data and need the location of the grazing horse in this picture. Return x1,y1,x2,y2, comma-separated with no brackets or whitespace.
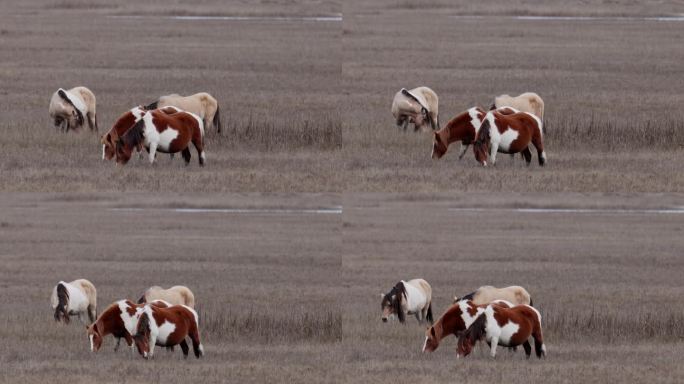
422,299,511,353
457,304,546,359
49,86,98,132
133,304,204,359
146,92,222,133
453,285,532,307
431,106,525,161
138,285,196,308
380,279,433,324
473,109,546,167
51,279,97,324
391,87,439,132
491,92,544,123
101,106,182,161
114,108,206,166
86,299,169,352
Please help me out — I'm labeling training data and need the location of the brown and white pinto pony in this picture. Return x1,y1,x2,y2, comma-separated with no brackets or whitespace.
422,299,511,354
432,106,526,161
380,279,433,324
138,285,196,308
101,106,181,161
392,87,439,132
49,86,98,132
145,92,221,133
473,108,546,167
457,303,546,359
453,285,532,307
133,304,204,359
51,279,97,324
114,108,206,166
86,299,169,352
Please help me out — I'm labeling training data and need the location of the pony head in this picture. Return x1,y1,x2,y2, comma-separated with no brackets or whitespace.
422,326,440,352
473,120,491,166
101,132,119,161
431,131,448,159
86,323,103,352
380,282,406,323
456,313,486,358
115,119,145,165
133,312,152,359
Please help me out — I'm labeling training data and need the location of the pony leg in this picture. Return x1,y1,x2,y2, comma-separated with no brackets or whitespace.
87,113,96,131
521,147,532,165
530,129,546,166
148,142,158,164
489,142,500,166
522,340,532,358
189,327,203,358
114,337,121,352
179,340,190,358
88,305,96,324
181,148,191,165
489,336,499,358
533,330,546,358
458,143,469,160
191,137,205,167
148,336,157,358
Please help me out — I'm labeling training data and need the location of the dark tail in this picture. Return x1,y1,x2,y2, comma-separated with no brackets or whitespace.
57,89,84,127
426,302,434,324
529,297,534,307
143,101,158,110
212,104,221,134
54,283,69,323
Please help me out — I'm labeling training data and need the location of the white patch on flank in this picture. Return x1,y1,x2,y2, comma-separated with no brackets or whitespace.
155,320,177,345
458,300,484,328
89,334,94,351
468,107,483,132
142,113,178,152
118,300,141,334
498,127,519,152
496,320,520,346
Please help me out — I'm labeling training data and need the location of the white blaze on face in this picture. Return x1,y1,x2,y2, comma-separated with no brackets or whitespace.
422,336,428,352
89,334,94,351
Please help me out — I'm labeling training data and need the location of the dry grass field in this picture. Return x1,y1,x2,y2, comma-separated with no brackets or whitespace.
0,193,341,383
342,194,684,383
1,0,684,383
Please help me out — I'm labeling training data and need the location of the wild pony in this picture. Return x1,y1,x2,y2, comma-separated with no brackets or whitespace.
138,285,196,308
422,299,511,353
380,279,433,324
133,304,204,359
457,303,546,359
114,108,206,166
51,279,97,324
391,86,439,132
432,106,526,161
49,86,98,132
145,92,222,133
491,92,544,123
101,106,181,161
86,299,169,352
473,108,546,167
453,285,532,306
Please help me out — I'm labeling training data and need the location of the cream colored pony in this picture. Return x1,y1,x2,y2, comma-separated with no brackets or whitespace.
51,279,97,324
138,285,196,308
49,86,98,132
391,86,439,132
453,285,532,306
146,92,221,133
491,92,544,122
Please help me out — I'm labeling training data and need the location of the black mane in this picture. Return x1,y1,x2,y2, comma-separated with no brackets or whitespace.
117,118,146,153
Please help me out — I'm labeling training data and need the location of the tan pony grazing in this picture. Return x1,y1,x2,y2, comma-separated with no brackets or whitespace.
491,92,544,123
391,86,439,131
49,86,98,132
453,285,532,306
146,92,221,133
51,279,97,324
138,286,196,308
